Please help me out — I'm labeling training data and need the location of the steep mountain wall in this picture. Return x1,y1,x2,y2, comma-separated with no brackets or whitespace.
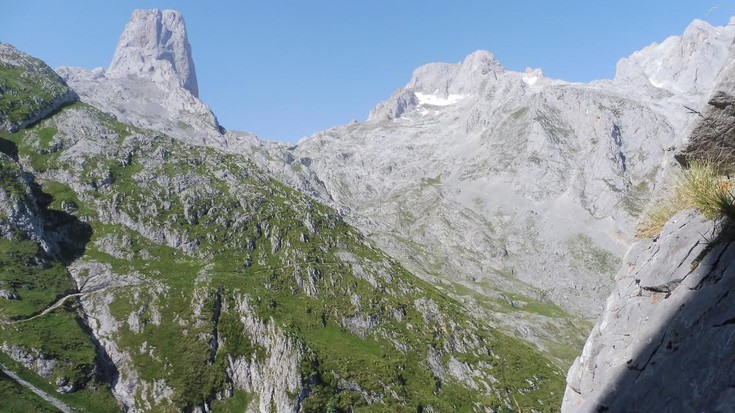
562,210,735,412
107,9,199,97
58,9,221,144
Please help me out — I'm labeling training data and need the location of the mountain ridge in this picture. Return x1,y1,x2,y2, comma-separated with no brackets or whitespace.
217,17,734,365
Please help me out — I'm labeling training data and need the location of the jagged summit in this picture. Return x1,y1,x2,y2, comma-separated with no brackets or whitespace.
58,9,222,143
107,9,199,97
614,17,735,97
406,49,505,94
367,50,508,120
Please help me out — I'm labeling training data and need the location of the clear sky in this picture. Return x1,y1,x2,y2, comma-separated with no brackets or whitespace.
2,1,734,142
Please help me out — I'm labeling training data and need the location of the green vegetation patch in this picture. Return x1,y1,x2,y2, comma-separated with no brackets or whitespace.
0,128,61,173
210,390,252,413
638,161,735,238
566,234,619,275
620,181,650,217
0,304,97,387
498,291,568,318
0,239,76,320
0,61,69,125
36,127,57,149
0,351,120,413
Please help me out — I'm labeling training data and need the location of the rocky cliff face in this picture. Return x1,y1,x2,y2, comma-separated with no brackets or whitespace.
562,210,735,412
57,9,221,145
614,19,735,107
107,9,199,98
563,34,735,411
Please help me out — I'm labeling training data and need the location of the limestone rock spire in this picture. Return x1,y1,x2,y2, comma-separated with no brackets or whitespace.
107,9,199,97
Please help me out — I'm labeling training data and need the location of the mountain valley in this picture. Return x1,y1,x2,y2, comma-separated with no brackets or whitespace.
1,8,735,413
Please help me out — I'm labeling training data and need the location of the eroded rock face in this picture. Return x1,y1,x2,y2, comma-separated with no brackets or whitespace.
108,9,198,97
562,210,735,412
614,18,735,102
0,153,51,252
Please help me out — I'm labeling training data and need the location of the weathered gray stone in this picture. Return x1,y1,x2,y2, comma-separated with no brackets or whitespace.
562,210,735,412
57,9,223,145
675,30,735,170
108,9,198,97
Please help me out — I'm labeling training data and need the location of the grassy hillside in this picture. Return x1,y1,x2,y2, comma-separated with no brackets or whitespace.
0,44,565,412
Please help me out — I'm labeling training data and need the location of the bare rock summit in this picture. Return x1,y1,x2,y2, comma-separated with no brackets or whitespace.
58,9,222,144
107,9,199,97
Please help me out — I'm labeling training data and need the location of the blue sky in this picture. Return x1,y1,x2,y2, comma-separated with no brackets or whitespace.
2,1,734,142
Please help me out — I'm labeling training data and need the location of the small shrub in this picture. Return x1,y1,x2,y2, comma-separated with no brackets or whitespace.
637,161,735,238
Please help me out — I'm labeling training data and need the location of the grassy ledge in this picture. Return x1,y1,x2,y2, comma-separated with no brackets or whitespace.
637,161,735,238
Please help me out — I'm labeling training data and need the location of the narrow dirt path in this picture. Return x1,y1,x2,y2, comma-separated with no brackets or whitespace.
1,363,75,413
0,284,113,326
12,292,84,324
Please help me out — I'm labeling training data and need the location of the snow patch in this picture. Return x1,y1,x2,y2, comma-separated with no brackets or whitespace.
649,78,665,88
415,92,466,107
522,75,539,86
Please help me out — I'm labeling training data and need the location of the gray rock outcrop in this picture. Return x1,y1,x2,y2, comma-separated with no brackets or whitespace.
0,153,54,253
614,18,735,100
675,25,735,170
562,210,735,412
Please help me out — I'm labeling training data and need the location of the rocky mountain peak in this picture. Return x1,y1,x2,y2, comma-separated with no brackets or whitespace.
107,9,199,97
406,49,505,95
367,50,507,120
461,49,502,71
614,17,735,98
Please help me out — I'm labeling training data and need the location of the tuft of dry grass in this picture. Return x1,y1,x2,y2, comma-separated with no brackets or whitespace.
637,161,735,238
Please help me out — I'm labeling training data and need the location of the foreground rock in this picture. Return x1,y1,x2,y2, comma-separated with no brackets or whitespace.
562,210,735,411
